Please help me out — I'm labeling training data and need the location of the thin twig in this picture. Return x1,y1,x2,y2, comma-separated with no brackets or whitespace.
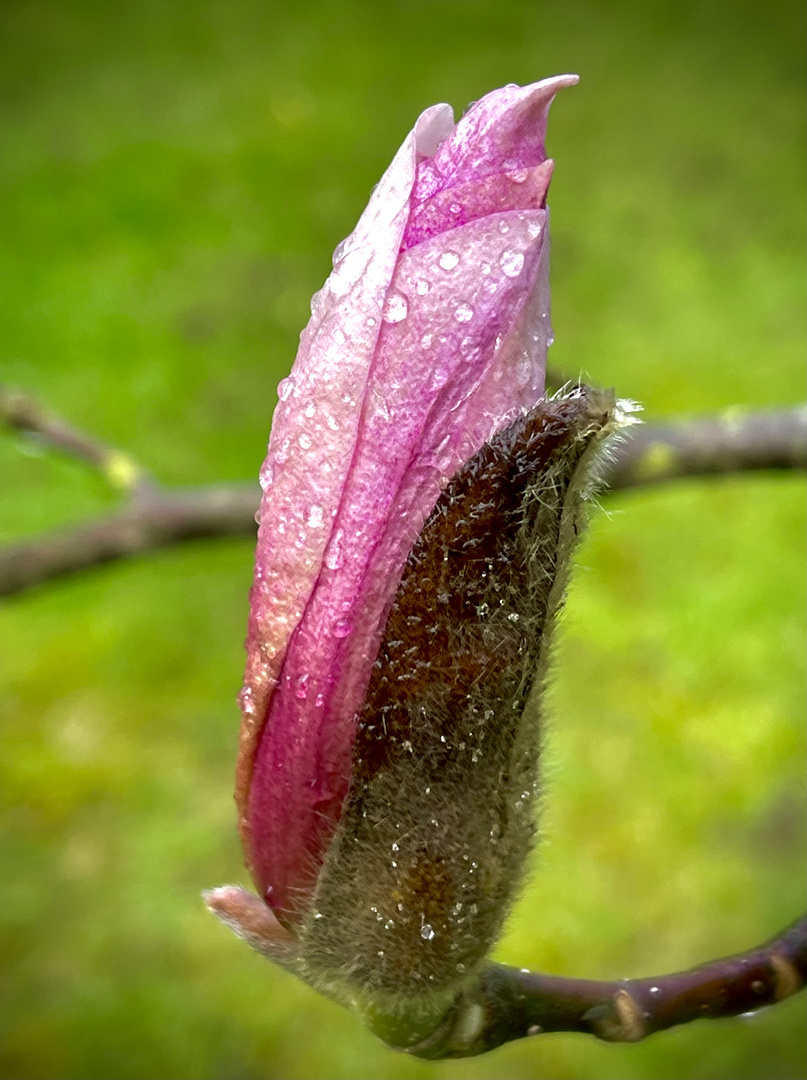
402,914,807,1058
1,395,805,598
0,485,259,596
607,404,807,490
0,386,154,494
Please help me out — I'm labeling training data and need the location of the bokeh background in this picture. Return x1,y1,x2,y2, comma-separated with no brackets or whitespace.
0,1,804,1077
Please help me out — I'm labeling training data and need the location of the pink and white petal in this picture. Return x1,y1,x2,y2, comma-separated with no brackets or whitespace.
236,105,453,816
247,207,550,913
412,75,577,202
402,160,553,251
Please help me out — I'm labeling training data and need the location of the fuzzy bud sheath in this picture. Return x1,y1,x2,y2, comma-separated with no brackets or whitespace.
206,76,632,1044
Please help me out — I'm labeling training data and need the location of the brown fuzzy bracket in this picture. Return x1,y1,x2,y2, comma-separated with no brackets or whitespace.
301,387,619,1004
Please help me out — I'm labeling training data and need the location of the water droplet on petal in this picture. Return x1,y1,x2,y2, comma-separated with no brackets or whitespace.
277,377,294,401
298,433,312,449
259,462,274,492
306,505,324,528
449,202,461,214
253,509,262,524
332,236,350,266
510,168,529,184
366,316,377,327
303,402,316,419
498,220,510,234
382,291,409,323
326,414,339,431
295,674,309,700
332,328,346,345
515,357,532,385
438,250,460,271
416,278,429,296
421,924,435,941
325,530,345,570
527,219,543,240
500,249,525,277
332,619,352,638
454,302,473,323
420,332,434,349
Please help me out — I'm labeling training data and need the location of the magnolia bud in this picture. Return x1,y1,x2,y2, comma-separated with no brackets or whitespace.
205,76,631,1042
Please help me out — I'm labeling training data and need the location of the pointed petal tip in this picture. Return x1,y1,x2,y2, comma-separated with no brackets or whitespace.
204,885,299,960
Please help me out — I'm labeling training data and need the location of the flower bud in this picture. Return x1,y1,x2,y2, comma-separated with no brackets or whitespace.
206,77,630,1031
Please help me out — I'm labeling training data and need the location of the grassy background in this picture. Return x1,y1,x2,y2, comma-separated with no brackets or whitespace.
0,0,804,1077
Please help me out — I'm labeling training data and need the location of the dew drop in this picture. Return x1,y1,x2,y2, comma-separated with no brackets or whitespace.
420,332,434,349
332,619,352,638
527,219,543,240
421,924,435,941
366,316,377,327
448,202,461,214
416,278,430,296
325,530,345,571
382,292,409,323
454,302,474,323
277,377,294,401
510,168,529,184
298,433,312,450
295,674,309,700
515,357,532,385
498,220,510,234
253,509,262,524
332,328,346,345
306,505,324,528
438,250,460,271
259,462,274,492
303,401,316,419
500,249,525,277
332,236,349,265
314,693,325,708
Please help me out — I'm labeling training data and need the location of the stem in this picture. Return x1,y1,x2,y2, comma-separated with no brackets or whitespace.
403,914,807,1058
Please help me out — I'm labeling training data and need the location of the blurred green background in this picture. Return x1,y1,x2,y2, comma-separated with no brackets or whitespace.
0,0,804,1077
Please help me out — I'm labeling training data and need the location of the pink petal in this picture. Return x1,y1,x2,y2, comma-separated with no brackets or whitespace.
238,77,575,921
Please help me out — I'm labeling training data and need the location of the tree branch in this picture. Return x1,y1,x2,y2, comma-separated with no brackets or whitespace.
607,404,807,490
0,386,154,494
400,914,807,1058
1,393,805,598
